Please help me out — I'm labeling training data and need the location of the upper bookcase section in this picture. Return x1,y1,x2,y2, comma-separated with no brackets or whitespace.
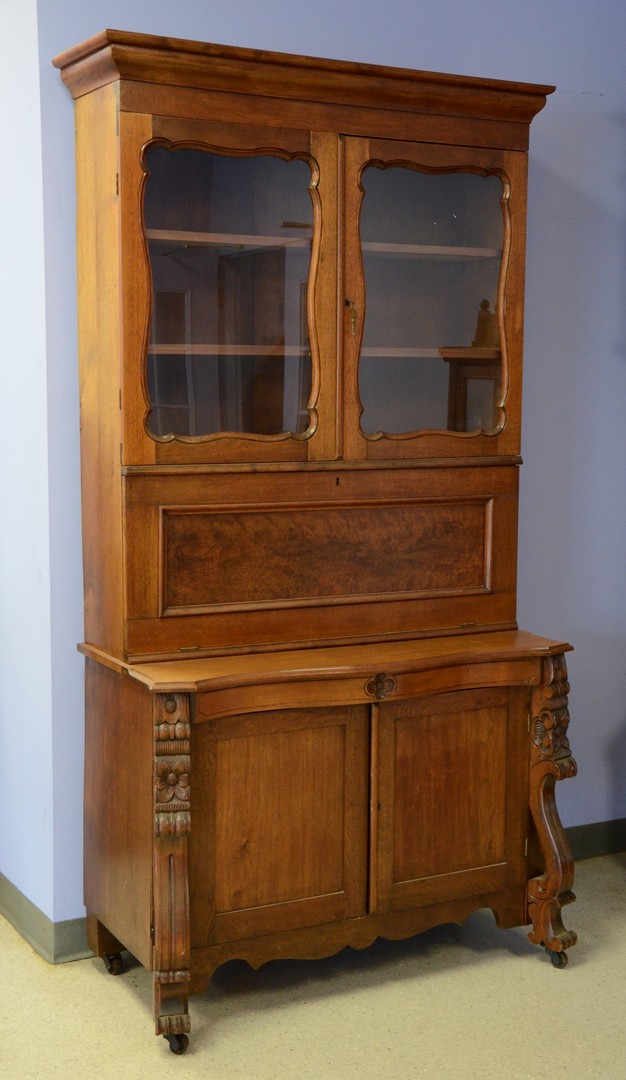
54,32,554,468
53,29,554,152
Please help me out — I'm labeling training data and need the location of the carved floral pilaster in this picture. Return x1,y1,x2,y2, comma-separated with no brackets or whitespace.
153,693,192,1036
527,654,577,957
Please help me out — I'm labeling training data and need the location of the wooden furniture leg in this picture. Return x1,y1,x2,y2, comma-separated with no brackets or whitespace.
527,654,577,966
153,693,192,1053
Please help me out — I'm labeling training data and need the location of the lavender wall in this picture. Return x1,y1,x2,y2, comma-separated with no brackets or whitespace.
0,0,54,920
3,0,623,921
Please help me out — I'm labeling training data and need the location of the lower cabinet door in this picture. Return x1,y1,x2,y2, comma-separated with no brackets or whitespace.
190,704,370,946
373,687,530,913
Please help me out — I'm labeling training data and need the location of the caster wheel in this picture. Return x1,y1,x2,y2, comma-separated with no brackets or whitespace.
164,1033,190,1055
545,947,568,968
104,952,124,976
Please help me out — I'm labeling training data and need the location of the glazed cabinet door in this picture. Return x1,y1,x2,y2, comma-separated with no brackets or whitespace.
373,687,530,913
342,137,528,460
119,114,339,464
190,704,369,947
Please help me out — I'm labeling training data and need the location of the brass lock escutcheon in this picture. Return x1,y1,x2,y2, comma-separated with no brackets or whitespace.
365,672,397,700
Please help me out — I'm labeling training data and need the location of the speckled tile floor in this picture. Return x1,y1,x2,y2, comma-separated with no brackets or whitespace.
2,854,624,1079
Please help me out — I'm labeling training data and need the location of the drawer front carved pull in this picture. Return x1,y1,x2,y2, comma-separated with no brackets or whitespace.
366,672,397,700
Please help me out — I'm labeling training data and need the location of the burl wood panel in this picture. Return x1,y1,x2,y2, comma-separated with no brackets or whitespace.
190,705,369,946
163,500,490,612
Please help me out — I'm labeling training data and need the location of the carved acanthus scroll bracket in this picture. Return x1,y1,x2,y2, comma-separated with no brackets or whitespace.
527,654,577,958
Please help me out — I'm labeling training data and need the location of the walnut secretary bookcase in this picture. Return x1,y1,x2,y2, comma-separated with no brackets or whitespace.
54,31,577,1054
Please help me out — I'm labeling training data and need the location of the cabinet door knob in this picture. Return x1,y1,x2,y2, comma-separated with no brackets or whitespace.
366,673,397,700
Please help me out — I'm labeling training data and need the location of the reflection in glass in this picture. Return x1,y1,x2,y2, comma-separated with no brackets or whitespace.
143,147,314,438
358,166,504,436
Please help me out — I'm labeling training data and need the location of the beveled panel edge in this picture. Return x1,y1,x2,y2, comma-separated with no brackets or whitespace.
389,863,508,908
53,30,554,125
161,586,492,620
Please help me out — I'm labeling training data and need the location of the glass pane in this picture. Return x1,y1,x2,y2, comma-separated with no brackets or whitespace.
359,166,504,435
143,146,314,438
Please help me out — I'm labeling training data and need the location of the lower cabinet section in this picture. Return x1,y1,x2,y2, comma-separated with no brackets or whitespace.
83,634,577,1050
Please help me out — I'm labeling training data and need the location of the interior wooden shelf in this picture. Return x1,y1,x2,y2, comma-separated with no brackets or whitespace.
361,347,450,358
148,345,501,361
362,241,500,258
361,347,501,359
146,228,310,251
438,347,501,361
146,228,499,260
148,344,310,356
147,345,500,360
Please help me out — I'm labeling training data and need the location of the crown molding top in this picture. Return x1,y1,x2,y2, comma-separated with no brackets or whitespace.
53,28,555,126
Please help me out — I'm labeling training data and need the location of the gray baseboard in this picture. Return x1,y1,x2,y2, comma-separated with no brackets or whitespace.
567,817,626,861
0,873,90,964
2,819,625,964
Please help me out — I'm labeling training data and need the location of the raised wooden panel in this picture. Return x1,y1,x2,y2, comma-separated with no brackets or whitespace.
162,499,490,613
393,690,507,879
214,725,345,910
190,706,369,945
375,686,530,912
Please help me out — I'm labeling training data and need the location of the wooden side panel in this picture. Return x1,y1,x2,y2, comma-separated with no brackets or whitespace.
189,705,369,946
84,659,153,967
375,686,530,912
75,86,125,656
